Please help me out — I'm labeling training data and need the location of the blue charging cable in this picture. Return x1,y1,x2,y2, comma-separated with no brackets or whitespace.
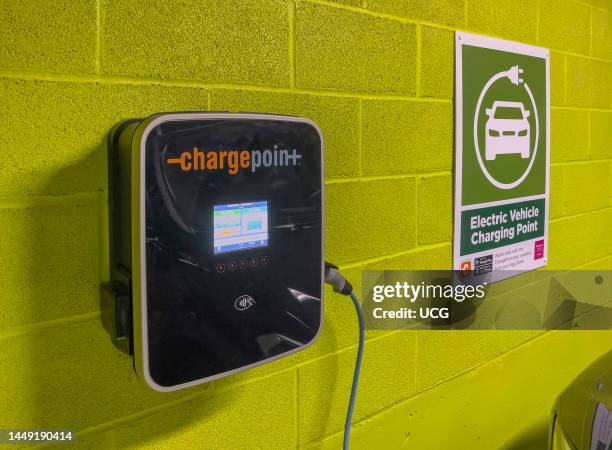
344,290,365,450
324,263,365,450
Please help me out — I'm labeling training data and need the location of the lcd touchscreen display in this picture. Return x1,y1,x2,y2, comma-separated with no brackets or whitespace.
213,201,269,254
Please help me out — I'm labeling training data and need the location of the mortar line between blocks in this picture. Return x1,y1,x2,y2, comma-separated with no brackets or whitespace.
553,49,610,63
536,0,540,43
573,0,609,13
573,252,612,269
563,55,568,105
325,170,451,184
338,241,452,269
289,1,297,89
303,0,454,28
297,0,611,62
95,0,102,75
99,190,111,284
415,24,422,98
413,321,418,397
551,157,612,166
587,112,592,158
358,99,364,176
1,57,607,93
550,204,612,223
301,0,477,37
0,312,100,340
560,164,567,217
415,177,421,245
76,331,399,438
0,69,454,103
0,191,101,209
294,369,300,448
590,7,594,57
551,105,612,112
74,385,235,439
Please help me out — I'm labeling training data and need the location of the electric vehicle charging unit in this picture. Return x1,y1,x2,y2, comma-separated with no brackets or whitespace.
101,112,364,450
102,112,325,392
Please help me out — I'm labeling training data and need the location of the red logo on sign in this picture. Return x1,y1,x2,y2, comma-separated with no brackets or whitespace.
534,240,544,260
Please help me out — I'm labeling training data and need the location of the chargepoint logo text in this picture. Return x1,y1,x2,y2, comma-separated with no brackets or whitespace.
167,145,302,175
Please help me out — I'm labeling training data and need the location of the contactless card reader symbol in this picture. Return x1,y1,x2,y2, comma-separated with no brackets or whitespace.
234,294,256,311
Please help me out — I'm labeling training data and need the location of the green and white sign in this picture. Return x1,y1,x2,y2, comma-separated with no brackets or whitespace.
454,32,550,280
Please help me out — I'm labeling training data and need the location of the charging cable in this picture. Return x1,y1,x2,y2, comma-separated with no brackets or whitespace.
324,263,365,450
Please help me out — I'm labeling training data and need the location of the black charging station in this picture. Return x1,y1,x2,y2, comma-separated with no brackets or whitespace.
102,113,324,391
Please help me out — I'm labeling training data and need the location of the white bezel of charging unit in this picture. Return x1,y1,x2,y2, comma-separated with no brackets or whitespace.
129,113,325,392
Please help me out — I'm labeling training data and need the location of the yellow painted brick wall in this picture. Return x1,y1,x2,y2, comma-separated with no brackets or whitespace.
0,0,610,449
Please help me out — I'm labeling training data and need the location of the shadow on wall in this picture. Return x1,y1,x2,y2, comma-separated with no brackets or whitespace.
21,135,239,446
25,133,342,447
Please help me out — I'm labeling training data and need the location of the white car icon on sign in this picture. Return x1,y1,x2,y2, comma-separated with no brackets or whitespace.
485,101,531,160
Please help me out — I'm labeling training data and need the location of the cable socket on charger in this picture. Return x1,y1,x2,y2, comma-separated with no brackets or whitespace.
324,262,353,296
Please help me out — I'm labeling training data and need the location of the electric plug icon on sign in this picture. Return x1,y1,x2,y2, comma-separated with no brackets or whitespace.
477,65,533,162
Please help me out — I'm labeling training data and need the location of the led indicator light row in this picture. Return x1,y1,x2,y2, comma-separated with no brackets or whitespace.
216,256,269,273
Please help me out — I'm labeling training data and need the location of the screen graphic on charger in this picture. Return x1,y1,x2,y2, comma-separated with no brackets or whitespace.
213,201,269,254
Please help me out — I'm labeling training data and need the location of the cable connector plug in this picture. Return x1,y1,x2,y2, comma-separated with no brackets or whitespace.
506,65,524,85
325,262,353,296
323,262,363,450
